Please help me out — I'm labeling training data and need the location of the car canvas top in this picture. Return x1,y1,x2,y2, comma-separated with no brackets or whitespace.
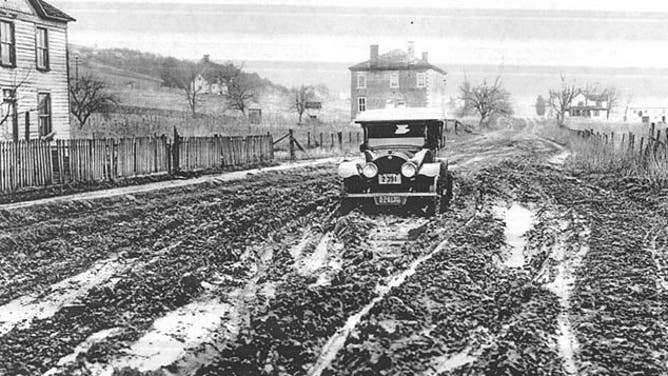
354,107,446,123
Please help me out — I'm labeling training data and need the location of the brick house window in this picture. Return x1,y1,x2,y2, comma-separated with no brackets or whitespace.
0,21,15,67
389,71,399,88
358,97,366,112
36,27,49,70
356,72,367,89
38,92,51,136
417,72,426,88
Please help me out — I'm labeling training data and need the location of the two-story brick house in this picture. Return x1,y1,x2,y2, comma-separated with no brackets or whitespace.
0,0,74,142
349,42,447,120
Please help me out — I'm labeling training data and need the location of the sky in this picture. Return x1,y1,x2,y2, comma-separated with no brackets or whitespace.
47,0,668,109
52,0,668,68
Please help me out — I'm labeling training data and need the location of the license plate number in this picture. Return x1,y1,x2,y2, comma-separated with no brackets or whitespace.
379,174,401,185
375,196,404,205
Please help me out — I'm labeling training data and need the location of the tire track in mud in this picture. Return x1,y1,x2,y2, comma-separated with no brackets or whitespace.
0,170,341,376
43,205,343,376
193,194,479,376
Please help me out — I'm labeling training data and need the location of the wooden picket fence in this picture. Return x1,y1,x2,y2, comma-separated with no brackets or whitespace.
0,134,273,193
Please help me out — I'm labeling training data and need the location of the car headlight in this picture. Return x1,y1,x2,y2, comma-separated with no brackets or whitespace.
362,162,378,178
401,162,418,178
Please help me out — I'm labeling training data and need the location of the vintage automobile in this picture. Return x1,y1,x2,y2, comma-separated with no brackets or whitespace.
338,108,453,215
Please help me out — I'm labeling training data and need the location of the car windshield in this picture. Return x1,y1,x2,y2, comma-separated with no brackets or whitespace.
366,123,426,148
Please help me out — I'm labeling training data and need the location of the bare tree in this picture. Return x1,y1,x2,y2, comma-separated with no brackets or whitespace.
217,63,257,115
458,76,513,127
548,75,580,126
603,86,619,120
292,85,315,124
163,60,207,117
69,74,119,128
0,68,32,128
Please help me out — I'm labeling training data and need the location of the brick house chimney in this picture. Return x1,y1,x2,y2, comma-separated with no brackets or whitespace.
370,44,379,63
407,41,415,57
202,54,210,63
422,52,428,62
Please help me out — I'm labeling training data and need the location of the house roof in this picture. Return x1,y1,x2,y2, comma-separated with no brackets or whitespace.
31,0,76,22
349,49,446,75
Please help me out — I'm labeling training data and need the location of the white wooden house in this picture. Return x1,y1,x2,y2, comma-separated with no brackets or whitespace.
565,92,609,120
0,0,74,142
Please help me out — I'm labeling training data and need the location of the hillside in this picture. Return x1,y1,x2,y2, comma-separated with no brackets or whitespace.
67,45,349,123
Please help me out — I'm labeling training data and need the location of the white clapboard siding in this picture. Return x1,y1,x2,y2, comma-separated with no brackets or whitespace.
0,0,70,142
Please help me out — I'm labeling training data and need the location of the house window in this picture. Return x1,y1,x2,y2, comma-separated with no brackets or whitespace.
36,27,49,70
417,72,426,88
0,21,15,67
389,71,399,88
594,110,600,117
356,72,367,89
3,89,17,142
38,92,51,136
358,97,366,112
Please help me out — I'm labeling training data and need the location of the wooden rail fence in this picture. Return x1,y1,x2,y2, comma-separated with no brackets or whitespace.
0,134,273,193
566,123,668,161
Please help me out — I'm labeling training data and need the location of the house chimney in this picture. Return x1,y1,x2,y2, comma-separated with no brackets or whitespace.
422,52,428,62
202,54,210,63
407,41,415,57
370,44,379,63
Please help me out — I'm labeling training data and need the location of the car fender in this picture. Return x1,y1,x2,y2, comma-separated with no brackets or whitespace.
418,162,440,177
338,160,361,179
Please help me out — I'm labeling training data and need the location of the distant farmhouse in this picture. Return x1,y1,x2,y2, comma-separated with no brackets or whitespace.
0,0,74,142
348,42,447,120
565,92,609,120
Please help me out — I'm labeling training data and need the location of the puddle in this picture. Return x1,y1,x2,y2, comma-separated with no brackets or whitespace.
43,328,122,376
289,233,311,260
299,234,331,276
427,348,477,375
98,299,231,373
0,258,123,335
494,203,535,269
543,225,590,376
548,151,570,166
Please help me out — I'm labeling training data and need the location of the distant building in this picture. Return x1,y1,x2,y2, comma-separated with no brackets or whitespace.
193,74,226,95
348,42,448,120
565,92,609,120
626,106,668,124
0,0,75,142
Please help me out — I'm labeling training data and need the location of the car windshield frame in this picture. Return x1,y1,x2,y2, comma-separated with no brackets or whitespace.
361,120,443,149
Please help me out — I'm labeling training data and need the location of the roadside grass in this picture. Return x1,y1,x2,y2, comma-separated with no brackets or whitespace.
535,120,668,182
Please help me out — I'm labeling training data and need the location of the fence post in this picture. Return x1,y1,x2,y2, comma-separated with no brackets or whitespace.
289,129,296,161
331,133,335,149
172,126,181,174
338,131,343,150
320,133,323,148
307,131,311,148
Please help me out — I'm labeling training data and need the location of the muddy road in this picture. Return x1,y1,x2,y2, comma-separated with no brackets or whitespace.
1,126,667,376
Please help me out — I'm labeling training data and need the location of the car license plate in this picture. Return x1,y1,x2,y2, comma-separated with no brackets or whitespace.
379,174,401,185
374,196,404,206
